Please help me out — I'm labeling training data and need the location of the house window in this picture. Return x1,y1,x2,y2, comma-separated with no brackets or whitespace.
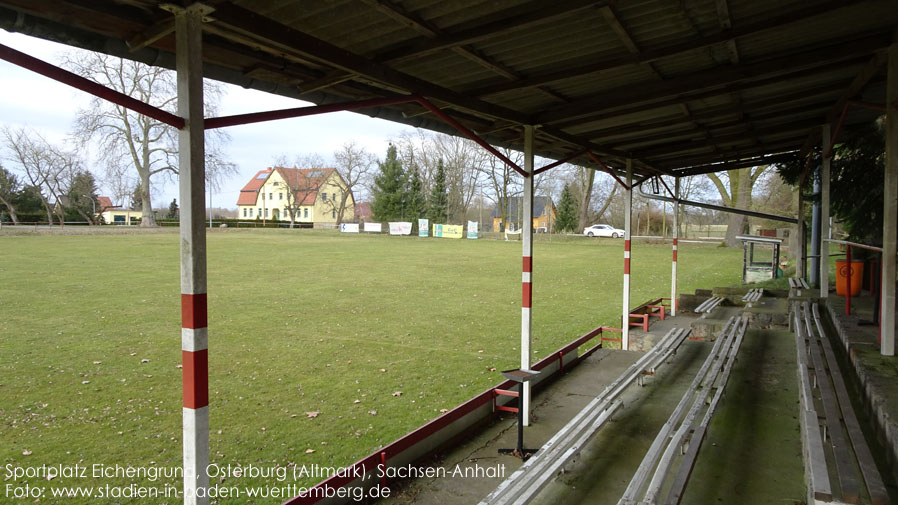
257,208,261,216
332,192,336,201
273,181,279,187
243,208,247,217
332,209,335,219
269,193,273,200
304,208,308,218
322,192,327,202
265,208,269,217
279,192,283,200
249,208,253,217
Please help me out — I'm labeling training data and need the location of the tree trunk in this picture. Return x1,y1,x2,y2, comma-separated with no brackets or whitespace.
138,175,156,227
0,195,18,224
724,212,747,246
576,169,595,233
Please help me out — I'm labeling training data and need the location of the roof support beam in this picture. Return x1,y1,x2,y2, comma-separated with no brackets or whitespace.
535,34,891,124
800,50,888,156
374,0,608,64
468,0,863,98
208,3,530,125
0,41,185,128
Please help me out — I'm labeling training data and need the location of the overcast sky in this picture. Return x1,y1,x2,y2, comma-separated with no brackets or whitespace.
0,29,421,209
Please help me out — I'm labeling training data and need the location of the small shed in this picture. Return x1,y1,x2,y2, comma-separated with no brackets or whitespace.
736,235,782,283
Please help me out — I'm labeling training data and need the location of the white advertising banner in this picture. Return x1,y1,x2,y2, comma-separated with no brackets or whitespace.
418,219,429,237
340,223,360,233
467,221,479,239
389,222,413,235
363,222,382,233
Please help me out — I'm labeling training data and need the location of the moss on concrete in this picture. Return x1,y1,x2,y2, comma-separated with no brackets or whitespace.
681,329,805,505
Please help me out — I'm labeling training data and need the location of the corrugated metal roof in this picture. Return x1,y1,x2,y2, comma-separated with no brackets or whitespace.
0,0,894,178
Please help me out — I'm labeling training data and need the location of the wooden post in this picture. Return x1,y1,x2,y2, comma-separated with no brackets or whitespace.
882,43,897,356
176,5,210,504
521,125,534,424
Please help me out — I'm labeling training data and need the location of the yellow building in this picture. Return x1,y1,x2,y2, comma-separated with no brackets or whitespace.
236,167,354,226
97,196,144,225
491,196,557,232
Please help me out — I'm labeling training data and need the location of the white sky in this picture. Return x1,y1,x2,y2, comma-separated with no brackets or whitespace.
0,29,420,209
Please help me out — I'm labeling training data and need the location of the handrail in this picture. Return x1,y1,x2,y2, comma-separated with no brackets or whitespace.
823,238,885,254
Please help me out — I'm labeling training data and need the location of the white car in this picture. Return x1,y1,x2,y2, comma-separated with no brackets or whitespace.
584,224,625,238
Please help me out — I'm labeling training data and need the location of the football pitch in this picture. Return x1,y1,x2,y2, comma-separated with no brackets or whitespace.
0,229,741,502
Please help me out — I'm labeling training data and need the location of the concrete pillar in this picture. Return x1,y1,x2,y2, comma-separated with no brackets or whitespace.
821,124,831,298
882,43,897,356
176,5,210,504
622,160,632,351
797,188,805,279
671,178,679,316
521,125,534,424
811,169,821,286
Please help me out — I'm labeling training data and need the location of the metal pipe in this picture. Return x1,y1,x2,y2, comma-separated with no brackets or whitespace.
587,151,629,189
204,95,419,129
637,187,798,223
416,97,526,177
0,42,185,129
823,238,884,253
533,150,585,176
846,246,852,316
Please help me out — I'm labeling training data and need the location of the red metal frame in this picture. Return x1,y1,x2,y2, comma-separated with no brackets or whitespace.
826,100,886,159
280,326,603,505
586,151,629,189
415,97,526,177
0,42,185,129
533,150,585,176
204,95,420,129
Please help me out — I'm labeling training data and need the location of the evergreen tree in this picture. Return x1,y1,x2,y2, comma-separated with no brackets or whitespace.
555,183,578,232
405,165,426,227
371,144,406,221
428,159,449,223
167,198,179,219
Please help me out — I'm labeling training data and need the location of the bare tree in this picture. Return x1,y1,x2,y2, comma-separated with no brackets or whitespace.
480,146,524,231
1,126,82,225
706,166,769,246
63,51,234,227
0,164,20,224
326,141,374,226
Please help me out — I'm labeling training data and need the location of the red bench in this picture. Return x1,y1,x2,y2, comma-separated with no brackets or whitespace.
628,298,670,332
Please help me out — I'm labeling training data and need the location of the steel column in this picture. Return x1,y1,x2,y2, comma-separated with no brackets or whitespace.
882,43,898,356
622,159,633,351
671,178,679,316
176,5,210,505
521,125,534,425
821,124,831,298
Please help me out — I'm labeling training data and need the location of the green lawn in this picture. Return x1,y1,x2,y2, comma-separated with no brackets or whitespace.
0,230,741,502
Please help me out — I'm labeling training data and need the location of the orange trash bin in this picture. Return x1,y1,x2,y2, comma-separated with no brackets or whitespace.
835,259,864,296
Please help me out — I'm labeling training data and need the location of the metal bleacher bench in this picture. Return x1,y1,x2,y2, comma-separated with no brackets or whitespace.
694,296,724,314
741,288,763,303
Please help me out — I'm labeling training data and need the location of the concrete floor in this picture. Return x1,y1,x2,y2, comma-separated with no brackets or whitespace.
377,292,898,505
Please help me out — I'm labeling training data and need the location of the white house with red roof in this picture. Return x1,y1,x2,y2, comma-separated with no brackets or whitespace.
97,196,143,225
236,167,355,226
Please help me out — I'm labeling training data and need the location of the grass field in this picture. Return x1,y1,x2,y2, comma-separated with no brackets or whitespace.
0,229,742,502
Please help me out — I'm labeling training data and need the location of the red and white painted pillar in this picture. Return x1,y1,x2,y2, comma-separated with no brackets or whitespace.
621,159,632,351
521,125,534,425
882,42,897,356
176,5,210,504
671,177,679,317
